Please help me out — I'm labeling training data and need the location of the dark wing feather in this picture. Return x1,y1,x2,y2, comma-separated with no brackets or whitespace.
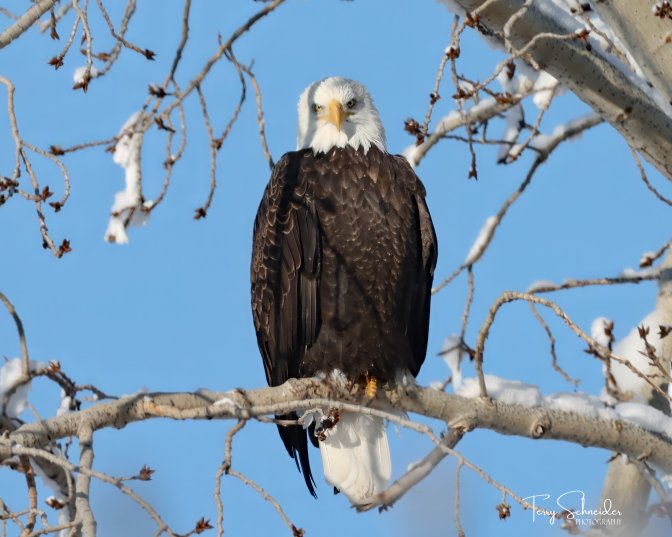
251,151,321,497
394,155,438,376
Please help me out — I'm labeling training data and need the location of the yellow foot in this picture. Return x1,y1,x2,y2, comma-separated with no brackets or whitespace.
364,375,378,399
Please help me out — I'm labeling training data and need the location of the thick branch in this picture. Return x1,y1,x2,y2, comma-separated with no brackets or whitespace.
591,0,672,109
2,381,672,474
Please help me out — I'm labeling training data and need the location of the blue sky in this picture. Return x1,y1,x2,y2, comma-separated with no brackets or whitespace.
1,1,670,536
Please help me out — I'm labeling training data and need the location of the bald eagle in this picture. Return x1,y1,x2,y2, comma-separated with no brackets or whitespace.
251,77,437,504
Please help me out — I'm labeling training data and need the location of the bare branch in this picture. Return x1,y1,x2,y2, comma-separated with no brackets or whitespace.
473,291,671,403
237,61,274,170
227,470,302,536
194,85,217,219
168,0,192,82
0,291,30,376
630,147,672,207
160,0,286,119
529,303,579,386
0,0,56,49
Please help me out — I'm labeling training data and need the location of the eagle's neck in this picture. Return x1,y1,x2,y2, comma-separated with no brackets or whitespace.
308,126,385,156
298,113,386,156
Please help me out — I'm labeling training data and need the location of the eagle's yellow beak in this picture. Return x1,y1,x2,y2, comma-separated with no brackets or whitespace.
326,99,345,131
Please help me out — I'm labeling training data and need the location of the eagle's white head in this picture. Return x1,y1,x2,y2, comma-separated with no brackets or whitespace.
296,77,386,155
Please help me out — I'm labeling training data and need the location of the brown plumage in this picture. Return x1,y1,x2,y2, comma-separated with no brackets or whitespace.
251,144,437,497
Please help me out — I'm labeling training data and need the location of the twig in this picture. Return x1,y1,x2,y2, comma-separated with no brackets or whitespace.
227,469,302,536
168,0,192,82
0,291,30,376
71,0,93,90
95,0,142,58
574,7,630,66
640,239,672,270
194,85,218,219
94,0,142,77
505,83,557,163
149,81,187,214
160,0,286,119
51,137,116,155
20,150,64,257
0,7,18,20
0,75,68,257
219,50,248,140
409,87,533,167
473,291,672,403
630,147,672,207
0,75,22,182
417,15,457,145
17,446,180,537
448,27,477,179
529,303,579,386
459,266,475,345
529,272,661,294
237,61,273,169
50,14,81,70
24,141,71,212
432,265,465,295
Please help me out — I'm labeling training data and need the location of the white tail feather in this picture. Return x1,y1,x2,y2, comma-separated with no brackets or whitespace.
318,411,391,505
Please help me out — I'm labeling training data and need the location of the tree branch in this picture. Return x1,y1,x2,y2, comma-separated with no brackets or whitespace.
2,380,672,476
0,0,56,49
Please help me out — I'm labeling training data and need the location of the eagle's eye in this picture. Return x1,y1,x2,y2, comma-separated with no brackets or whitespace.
312,103,323,113
346,99,357,109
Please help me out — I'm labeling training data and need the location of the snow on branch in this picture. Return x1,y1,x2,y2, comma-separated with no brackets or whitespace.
405,84,535,167
438,0,672,180
104,111,149,244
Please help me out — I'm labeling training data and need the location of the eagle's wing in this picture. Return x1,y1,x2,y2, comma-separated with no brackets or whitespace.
394,156,438,377
251,151,321,496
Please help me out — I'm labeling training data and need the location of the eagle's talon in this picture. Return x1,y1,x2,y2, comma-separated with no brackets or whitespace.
364,375,378,400
315,408,340,441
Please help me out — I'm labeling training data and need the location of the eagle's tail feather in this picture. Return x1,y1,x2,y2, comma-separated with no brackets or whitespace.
277,415,317,498
318,411,391,505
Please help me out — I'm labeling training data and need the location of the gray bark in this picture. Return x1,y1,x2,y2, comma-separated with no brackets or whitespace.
2,380,672,473
591,0,672,110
